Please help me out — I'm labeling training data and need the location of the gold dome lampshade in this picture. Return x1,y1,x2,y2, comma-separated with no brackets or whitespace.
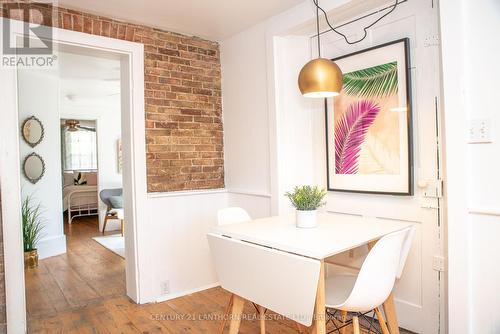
298,58,343,98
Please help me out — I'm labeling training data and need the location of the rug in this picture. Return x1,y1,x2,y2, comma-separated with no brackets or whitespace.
92,234,125,258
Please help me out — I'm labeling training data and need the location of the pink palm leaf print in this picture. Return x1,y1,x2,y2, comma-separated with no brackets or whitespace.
335,100,381,174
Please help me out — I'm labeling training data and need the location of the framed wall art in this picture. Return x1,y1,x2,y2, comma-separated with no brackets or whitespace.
325,38,413,195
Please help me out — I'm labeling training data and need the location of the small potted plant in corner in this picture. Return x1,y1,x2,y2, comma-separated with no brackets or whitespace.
285,185,327,228
22,195,44,269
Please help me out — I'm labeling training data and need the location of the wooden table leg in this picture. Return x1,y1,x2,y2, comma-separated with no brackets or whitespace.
228,294,245,334
382,292,400,334
310,260,326,334
258,305,266,334
220,294,234,334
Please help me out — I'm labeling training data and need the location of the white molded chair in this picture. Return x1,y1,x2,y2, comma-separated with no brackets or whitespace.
325,227,414,334
217,207,251,226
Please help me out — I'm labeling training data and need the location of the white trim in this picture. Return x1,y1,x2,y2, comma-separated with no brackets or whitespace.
146,188,273,200
0,42,26,334
227,189,272,198
147,188,227,198
468,208,500,217
0,18,149,332
155,282,220,303
37,234,67,259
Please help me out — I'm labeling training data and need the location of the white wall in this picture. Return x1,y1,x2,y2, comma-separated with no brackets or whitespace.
440,0,500,332
60,99,123,232
18,70,67,259
221,0,350,216
221,22,271,197
147,190,227,300
273,36,321,214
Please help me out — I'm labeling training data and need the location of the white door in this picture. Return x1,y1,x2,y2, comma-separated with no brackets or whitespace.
320,2,442,333
274,1,443,333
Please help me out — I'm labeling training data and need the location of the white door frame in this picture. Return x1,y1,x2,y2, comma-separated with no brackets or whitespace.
0,18,150,333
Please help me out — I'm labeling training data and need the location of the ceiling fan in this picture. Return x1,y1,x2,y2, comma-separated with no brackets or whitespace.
63,120,96,132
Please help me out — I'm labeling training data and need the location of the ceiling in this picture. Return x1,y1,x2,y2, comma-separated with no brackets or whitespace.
58,51,121,107
58,0,304,40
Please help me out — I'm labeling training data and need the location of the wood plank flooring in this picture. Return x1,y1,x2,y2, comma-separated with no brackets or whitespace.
26,216,412,333
25,217,126,320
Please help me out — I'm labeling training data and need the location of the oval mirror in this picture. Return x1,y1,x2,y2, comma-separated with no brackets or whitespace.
23,153,45,184
21,116,44,147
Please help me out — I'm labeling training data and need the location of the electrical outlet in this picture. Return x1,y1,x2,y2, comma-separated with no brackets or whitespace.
160,280,170,295
468,119,492,143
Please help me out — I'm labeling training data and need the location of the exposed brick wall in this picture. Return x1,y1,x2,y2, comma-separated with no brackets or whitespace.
1,2,224,192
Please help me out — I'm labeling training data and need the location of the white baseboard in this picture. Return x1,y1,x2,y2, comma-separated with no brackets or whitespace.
37,234,67,259
155,282,220,303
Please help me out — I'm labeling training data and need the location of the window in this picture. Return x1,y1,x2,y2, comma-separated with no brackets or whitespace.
63,130,97,171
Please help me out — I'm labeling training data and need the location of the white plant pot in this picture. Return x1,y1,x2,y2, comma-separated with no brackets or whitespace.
296,210,318,228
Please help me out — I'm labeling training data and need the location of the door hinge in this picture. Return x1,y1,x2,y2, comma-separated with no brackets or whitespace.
432,255,446,272
419,179,443,198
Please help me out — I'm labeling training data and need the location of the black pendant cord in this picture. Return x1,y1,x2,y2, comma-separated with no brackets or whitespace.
316,0,321,57
312,0,401,45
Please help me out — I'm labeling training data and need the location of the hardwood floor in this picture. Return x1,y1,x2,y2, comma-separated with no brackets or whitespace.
26,216,412,333
25,216,126,320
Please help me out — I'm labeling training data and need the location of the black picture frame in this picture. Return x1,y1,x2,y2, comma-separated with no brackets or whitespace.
325,38,413,196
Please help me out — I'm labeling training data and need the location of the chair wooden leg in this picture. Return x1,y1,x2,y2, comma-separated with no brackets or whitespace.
352,316,360,334
102,215,108,234
220,294,234,334
258,305,266,334
228,295,245,334
382,292,400,334
375,307,390,334
339,310,348,334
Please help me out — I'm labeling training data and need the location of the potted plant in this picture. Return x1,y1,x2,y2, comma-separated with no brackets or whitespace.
285,185,327,228
22,195,44,269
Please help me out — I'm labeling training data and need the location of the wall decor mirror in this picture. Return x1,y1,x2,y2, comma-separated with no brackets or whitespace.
23,153,45,184
21,116,44,147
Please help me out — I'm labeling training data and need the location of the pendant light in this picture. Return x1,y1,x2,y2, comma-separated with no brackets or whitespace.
298,0,343,98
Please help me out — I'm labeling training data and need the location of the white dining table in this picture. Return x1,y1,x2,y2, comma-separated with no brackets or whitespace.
210,212,412,334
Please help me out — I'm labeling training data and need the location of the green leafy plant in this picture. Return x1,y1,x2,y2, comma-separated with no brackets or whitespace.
285,185,327,211
342,61,398,98
21,195,44,252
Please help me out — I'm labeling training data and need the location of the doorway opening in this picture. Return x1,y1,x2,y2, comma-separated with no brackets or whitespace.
0,18,148,332
19,46,128,323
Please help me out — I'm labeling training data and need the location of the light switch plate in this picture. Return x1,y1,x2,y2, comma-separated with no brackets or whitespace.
468,119,492,143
